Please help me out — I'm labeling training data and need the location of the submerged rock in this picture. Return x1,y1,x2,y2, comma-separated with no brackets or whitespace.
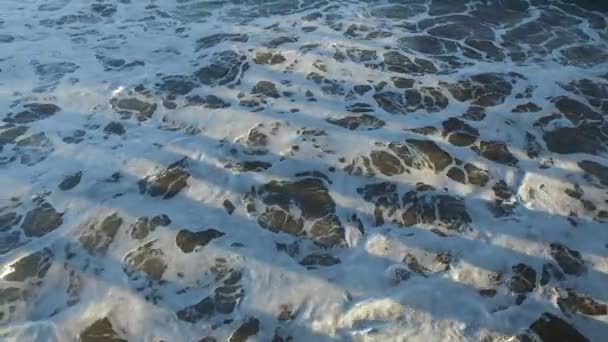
550,243,586,276
79,213,123,255
1,248,53,281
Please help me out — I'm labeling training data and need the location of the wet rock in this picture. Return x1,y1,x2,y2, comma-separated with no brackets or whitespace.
103,121,125,135
124,241,166,281
80,213,123,255
540,263,565,286
327,114,385,131
226,160,272,172
561,45,608,68
306,73,345,95
253,51,286,65
353,85,372,95
550,243,586,276
223,199,236,215
447,167,466,184
14,132,54,166
176,228,225,253
442,117,479,146
0,125,28,144
2,248,53,281
373,91,405,114
0,237,25,260
195,51,248,87
259,178,335,220
558,289,607,316
79,317,127,342
177,269,243,322
267,36,297,48
392,77,415,89
110,97,157,121
7,103,60,124
370,4,426,19
21,202,63,237
383,51,436,74
578,160,608,187
475,141,518,166
465,163,489,186
402,191,471,233
156,75,197,96
258,208,304,237
229,317,260,342
553,97,601,124
388,139,453,173
177,296,215,323
443,73,516,107
59,171,82,191
196,33,248,50
0,212,21,232
300,253,340,267
543,124,607,155
138,159,190,199
252,81,280,98
186,95,230,109
129,214,170,240
528,313,588,342
508,263,536,294
370,150,405,176
399,35,459,55
513,102,542,113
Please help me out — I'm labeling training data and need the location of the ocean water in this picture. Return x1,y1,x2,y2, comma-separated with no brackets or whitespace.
0,0,607,341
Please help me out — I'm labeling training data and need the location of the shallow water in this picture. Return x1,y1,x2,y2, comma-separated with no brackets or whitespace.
0,0,607,341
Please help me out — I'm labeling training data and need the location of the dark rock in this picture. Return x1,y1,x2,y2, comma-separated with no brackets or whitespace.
300,253,341,267
267,37,298,48
177,296,215,323
540,263,565,285
253,51,286,65
156,75,197,95
442,117,479,146
195,51,248,87
0,125,28,144
226,160,272,172
0,212,21,232
475,141,518,166
124,241,166,281
9,103,60,123
327,114,385,131
21,202,63,237
223,199,236,215
186,95,230,109
550,243,586,276
529,313,588,342
176,228,225,253
58,171,82,190
259,178,335,220
578,160,608,187
392,77,415,89
390,139,453,173
196,33,248,50
79,317,127,342
508,263,537,294
558,289,607,316
110,97,157,121
80,213,123,255
229,317,260,342
402,192,471,233
370,150,406,176
465,163,489,186
138,159,190,199
252,81,280,98
2,248,53,281
512,102,542,113
447,167,466,184
104,122,126,135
